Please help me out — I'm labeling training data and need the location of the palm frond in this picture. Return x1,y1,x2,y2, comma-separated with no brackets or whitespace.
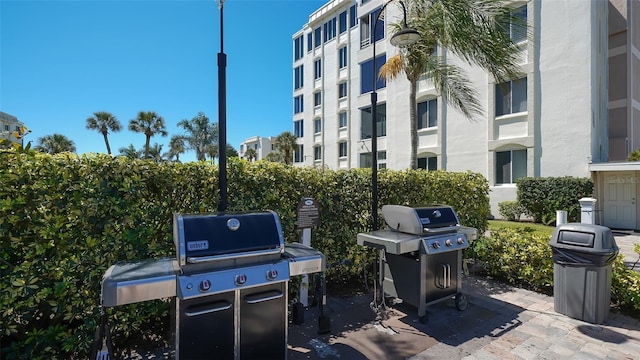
378,54,404,81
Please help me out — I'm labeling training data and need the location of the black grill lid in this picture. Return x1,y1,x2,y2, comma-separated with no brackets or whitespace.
382,205,460,234
174,211,284,266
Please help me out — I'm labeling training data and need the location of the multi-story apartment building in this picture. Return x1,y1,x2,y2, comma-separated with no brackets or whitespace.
238,136,276,161
0,111,27,147
292,0,640,229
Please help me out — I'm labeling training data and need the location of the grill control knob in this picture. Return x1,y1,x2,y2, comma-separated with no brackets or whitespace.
457,237,465,245
235,274,247,286
266,269,279,281
431,242,440,249
445,239,453,247
199,279,211,292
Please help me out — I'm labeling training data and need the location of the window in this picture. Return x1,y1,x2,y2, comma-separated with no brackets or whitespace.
314,92,322,107
294,95,304,114
349,5,358,28
339,11,347,34
314,27,322,48
294,120,304,138
294,65,304,89
360,54,386,94
360,104,386,139
338,82,348,99
418,156,437,171
294,144,304,163
360,151,386,169
496,149,527,184
496,78,527,116
314,59,322,80
417,99,437,129
339,111,347,128
314,118,322,133
339,142,348,158
507,5,527,42
323,17,336,42
360,8,383,47
307,33,313,52
314,146,322,160
294,36,304,61
339,47,348,69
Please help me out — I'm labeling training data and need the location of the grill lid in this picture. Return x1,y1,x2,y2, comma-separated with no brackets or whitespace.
174,211,284,266
382,205,460,235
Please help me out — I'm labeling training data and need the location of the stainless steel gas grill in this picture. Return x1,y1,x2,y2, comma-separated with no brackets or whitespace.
357,205,477,322
101,210,325,360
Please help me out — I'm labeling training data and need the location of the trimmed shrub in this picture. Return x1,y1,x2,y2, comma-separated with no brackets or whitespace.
469,228,553,293
516,177,593,224
497,200,527,221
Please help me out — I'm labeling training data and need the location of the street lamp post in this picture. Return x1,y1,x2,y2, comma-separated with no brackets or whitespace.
370,1,420,230
218,0,228,212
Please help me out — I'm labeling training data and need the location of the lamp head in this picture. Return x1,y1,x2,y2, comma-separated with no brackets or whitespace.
390,26,420,47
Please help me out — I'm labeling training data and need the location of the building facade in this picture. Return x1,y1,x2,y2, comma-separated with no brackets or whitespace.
292,0,640,229
0,111,27,147
238,136,275,161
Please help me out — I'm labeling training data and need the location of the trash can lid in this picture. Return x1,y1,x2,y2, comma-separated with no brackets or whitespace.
550,223,618,252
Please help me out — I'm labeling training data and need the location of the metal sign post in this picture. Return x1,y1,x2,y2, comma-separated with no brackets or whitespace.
296,197,320,307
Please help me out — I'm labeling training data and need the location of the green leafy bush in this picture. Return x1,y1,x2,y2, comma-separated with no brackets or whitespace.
497,200,527,221
516,177,593,224
469,228,554,293
471,228,640,315
0,151,489,359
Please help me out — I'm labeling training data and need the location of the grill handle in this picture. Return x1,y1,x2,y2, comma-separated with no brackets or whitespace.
436,264,451,289
243,290,284,304
185,300,232,317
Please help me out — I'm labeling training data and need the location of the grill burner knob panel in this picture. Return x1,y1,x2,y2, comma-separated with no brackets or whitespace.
431,242,441,249
445,239,453,247
457,237,465,245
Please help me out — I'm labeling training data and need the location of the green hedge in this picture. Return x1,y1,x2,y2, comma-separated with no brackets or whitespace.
0,151,489,359
471,228,640,314
516,177,593,224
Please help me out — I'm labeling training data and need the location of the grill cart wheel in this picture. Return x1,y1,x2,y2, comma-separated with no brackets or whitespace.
455,293,468,311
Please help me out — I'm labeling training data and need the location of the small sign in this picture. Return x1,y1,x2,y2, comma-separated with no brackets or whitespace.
296,197,320,229
187,240,209,251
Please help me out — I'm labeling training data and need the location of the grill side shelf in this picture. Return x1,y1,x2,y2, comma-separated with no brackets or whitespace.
101,258,179,307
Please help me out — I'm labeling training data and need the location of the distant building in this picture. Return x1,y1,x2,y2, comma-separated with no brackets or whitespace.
292,0,640,229
239,136,276,161
0,111,27,147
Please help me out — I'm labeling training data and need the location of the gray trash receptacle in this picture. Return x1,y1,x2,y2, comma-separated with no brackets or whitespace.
549,223,618,324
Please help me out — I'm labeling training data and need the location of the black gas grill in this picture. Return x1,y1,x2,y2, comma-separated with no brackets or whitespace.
357,205,477,323
101,211,325,359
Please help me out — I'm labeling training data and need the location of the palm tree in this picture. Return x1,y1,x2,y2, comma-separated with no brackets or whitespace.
226,144,239,158
244,148,257,162
85,111,121,155
177,112,217,161
118,144,141,159
147,143,165,163
274,131,298,165
379,0,524,169
35,134,76,154
166,135,187,162
128,111,168,159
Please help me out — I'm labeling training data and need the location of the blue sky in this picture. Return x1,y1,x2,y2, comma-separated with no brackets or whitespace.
1,0,326,161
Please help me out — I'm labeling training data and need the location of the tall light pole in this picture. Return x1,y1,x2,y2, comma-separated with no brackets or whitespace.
217,0,228,212
370,1,420,230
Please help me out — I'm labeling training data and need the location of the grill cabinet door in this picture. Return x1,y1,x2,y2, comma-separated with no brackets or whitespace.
239,282,287,359
177,291,235,359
